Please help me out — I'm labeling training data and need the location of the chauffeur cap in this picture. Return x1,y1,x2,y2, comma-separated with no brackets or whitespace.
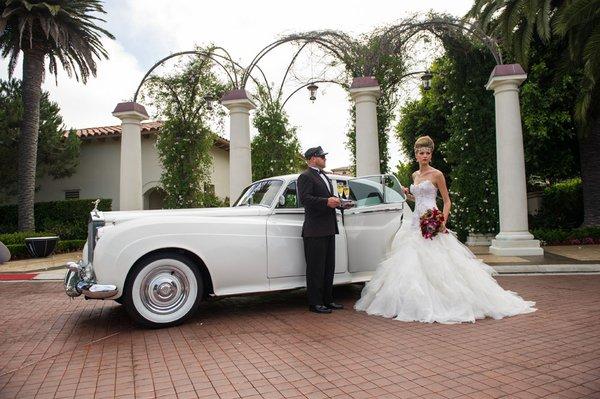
304,146,328,159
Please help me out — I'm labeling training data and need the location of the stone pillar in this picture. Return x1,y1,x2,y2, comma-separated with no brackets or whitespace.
486,64,543,256
222,89,256,203
112,102,148,211
350,77,381,177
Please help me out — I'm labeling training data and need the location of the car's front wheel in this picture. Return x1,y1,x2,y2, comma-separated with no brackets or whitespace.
123,253,202,328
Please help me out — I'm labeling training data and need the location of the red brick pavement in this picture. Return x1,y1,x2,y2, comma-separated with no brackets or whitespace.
0,276,599,399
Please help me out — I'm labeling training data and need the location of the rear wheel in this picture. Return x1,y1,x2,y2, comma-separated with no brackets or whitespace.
123,252,202,328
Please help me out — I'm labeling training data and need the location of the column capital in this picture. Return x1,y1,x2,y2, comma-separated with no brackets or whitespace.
112,102,149,122
486,64,527,91
349,76,381,100
221,89,256,110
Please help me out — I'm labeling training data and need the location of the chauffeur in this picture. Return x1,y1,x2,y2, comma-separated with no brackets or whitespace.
297,146,344,314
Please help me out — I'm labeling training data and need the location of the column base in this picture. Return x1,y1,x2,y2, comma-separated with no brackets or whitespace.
466,233,495,246
489,234,544,256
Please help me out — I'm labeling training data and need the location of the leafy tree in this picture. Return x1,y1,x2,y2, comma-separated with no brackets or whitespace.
251,85,305,181
520,38,581,185
0,78,79,203
142,50,227,208
0,0,113,231
395,58,452,179
467,0,600,226
396,34,581,237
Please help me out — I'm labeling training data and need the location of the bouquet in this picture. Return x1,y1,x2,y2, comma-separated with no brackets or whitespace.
419,209,446,239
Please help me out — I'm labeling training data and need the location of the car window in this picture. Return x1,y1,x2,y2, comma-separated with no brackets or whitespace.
277,181,300,208
235,180,283,207
383,175,406,203
347,176,384,207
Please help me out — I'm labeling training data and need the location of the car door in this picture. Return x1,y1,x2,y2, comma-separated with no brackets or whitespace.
266,180,348,278
343,174,406,273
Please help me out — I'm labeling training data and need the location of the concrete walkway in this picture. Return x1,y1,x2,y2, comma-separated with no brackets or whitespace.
1,245,599,280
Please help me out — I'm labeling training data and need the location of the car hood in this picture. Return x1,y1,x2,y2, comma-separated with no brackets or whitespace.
95,206,272,224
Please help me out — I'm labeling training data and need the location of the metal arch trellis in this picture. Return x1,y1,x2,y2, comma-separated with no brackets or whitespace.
380,16,504,65
240,30,359,90
133,14,503,106
280,79,349,109
132,47,272,104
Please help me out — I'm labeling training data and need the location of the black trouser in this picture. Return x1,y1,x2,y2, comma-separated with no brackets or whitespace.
303,235,335,306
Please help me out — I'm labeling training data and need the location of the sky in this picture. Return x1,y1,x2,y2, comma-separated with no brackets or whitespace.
0,0,474,170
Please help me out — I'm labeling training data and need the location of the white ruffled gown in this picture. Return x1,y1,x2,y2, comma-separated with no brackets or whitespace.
354,180,536,324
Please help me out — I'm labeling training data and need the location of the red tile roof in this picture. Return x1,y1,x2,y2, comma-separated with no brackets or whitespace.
64,121,230,150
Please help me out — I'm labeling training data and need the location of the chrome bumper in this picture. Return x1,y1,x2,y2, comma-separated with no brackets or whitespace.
64,261,117,299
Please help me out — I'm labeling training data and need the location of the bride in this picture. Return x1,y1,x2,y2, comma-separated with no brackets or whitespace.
355,135,536,324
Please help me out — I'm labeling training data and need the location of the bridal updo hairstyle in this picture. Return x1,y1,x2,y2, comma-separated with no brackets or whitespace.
414,135,435,154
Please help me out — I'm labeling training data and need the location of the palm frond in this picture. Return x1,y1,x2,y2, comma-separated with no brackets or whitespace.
0,0,114,83
554,0,600,36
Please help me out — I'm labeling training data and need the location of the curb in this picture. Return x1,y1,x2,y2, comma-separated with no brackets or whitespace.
493,264,600,274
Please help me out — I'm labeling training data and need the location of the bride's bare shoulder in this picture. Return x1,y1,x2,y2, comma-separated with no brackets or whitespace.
433,168,446,178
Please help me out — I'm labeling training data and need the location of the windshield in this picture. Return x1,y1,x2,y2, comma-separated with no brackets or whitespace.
234,180,283,207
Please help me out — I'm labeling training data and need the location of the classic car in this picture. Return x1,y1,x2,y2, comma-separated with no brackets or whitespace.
64,173,407,327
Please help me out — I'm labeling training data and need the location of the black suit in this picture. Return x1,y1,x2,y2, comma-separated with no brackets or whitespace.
297,168,338,306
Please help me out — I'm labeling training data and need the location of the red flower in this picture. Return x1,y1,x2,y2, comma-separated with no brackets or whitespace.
419,209,446,239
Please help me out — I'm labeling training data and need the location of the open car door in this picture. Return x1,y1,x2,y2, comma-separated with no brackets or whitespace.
343,174,406,273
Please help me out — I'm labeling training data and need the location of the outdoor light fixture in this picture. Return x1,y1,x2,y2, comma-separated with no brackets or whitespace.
203,95,216,110
307,83,319,102
421,70,433,91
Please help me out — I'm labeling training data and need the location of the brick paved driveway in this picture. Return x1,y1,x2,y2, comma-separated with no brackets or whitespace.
0,276,599,399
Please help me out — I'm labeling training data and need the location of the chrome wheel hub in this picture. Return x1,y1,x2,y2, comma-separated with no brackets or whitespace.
140,266,190,314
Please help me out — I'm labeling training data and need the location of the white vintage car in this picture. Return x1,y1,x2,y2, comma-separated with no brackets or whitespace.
64,173,407,327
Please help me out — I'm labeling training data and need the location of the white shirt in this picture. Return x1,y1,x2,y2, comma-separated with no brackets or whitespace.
310,166,332,194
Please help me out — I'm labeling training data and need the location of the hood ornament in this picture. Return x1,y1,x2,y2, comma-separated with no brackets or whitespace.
92,199,100,217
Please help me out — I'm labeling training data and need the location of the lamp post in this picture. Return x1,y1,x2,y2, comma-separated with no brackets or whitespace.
421,70,433,90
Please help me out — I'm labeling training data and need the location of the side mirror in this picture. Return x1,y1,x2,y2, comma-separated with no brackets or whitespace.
278,195,286,207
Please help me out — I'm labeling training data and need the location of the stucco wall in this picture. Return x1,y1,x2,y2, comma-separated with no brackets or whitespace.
32,134,230,210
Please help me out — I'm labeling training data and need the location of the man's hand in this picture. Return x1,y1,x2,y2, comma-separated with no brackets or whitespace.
327,197,342,208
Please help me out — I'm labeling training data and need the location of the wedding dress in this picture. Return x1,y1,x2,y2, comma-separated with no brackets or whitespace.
354,180,536,324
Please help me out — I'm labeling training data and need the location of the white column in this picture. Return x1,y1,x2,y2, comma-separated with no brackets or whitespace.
350,77,381,177
112,102,148,211
486,65,543,256
222,89,256,203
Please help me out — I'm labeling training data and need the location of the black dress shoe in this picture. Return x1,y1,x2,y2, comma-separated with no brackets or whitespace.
309,305,332,314
326,302,344,310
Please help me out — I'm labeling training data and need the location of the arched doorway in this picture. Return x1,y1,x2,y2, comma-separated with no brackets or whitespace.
143,187,166,210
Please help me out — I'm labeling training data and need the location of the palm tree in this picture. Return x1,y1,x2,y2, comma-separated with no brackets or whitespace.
467,0,600,226
0,0,114,231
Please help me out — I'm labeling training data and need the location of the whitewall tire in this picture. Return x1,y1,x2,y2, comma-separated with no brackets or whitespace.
124,253,203,328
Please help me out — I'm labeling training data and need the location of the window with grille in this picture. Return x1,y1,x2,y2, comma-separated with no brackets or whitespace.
65,189,80,200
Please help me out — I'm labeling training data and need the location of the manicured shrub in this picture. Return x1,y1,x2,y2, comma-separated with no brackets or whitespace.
56,240,86,253
530,178,583,229
533,227,600,245
4,245,27,259
0,198,111,239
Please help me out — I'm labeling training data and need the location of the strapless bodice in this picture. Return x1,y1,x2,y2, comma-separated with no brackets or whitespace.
410,180,438,226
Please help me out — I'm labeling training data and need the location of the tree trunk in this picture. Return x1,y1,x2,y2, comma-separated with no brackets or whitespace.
17,49,45,232
580,117,600,227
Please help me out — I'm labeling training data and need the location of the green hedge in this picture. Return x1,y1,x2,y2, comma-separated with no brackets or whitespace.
0,198,111,239
533,227,600,245
530,178,583,229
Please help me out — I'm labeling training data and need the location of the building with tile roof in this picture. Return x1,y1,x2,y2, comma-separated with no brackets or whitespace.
33,121,230,210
